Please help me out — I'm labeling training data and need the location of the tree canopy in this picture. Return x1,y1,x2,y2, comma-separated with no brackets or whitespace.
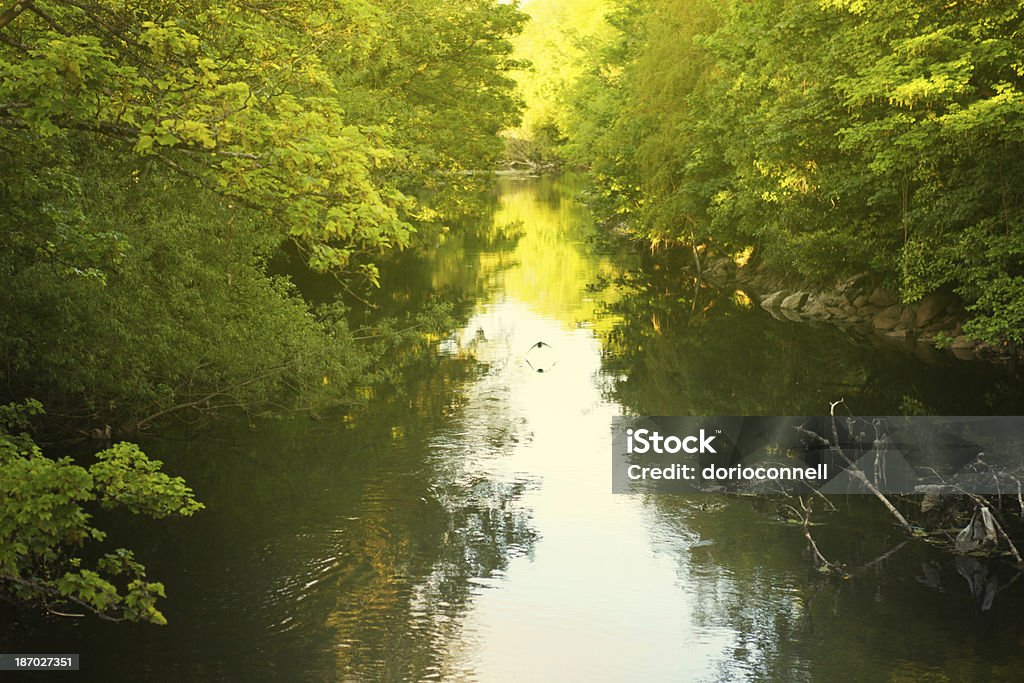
549,0,1024,343
1,0,525,622
1,0,525,426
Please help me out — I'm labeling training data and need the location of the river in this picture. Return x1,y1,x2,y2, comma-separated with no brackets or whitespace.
4,174,1024,681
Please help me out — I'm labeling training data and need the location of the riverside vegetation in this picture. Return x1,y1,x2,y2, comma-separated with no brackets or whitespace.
515,0,1024,356
0,0,524,623
509,0,1024,577
4,0,1024,629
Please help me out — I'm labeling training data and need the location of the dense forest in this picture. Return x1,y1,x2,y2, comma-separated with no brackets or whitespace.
519,0,1024,346
1,0,524,624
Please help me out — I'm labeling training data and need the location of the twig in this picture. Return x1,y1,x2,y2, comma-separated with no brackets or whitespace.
853,540,910,574
797,497,846,576
795,400,914,534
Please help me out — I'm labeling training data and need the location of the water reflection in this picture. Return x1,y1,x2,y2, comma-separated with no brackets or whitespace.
4,175,1024,681
596,250,1024,416
436,176,1024,680
592,217,1024,679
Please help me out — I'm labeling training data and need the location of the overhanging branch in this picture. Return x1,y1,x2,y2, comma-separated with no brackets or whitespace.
0,1,34,32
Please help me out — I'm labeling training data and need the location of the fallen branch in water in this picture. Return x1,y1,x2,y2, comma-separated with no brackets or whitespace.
784,496,847,577
792,399,913,534
792,401,1024,573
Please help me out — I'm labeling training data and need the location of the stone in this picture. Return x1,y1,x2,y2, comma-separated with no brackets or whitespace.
951,347,977,361
717,256,737,271
868,287,899,307
705,257,733,280
780,291,810,311
803,300,830,318
915,290,956,327
884,328,911,340
839,271,871,293
779,307,805,322
853,295,868,308
950,335,974,350
760,290,787,309
899,306,916,326
872,304,903,330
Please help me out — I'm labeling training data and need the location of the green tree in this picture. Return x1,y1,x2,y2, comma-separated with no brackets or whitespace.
1,400,202,624
563,0,1024,343
0,0,525,428
0,0,525,622
506,0,612,163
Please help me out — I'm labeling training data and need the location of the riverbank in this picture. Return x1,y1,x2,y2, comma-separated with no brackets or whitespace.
699,252,1017,366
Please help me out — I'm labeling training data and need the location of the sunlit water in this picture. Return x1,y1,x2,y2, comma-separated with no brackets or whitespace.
4,175,1024,681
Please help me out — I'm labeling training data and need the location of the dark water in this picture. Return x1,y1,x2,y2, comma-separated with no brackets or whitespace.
5,175,1024,681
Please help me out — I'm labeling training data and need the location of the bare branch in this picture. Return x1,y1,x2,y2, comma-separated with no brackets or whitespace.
27,2,68,35
793,401,915,534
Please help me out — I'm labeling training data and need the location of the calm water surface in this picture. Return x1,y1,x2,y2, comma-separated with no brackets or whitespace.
4,175,1024,681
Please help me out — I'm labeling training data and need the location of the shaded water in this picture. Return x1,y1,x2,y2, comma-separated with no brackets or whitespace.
4,175,1024,681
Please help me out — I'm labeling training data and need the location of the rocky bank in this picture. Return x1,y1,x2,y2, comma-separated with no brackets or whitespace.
700,255,1015,365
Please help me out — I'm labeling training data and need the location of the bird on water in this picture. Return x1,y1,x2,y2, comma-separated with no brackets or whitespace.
525,341,556,373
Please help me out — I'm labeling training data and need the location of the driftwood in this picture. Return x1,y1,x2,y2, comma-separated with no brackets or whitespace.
787,400,1024,580
793,399,914,534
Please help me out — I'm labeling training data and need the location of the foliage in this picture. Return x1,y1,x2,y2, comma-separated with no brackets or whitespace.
1,155,361,428
562,0,1024,342
0,401,202,624
0,0,526,428
0,0,525,268
0,0,524,622
506,0,613,163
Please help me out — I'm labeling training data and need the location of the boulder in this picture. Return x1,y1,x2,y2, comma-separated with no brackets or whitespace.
899,306,916,326
779,307,805,322
760,290,788,309
780,291,810,311
838,271,871,293
868,287,899,307
705,257,734,281
872,304,903,330
818,292,843,307
915,290,956,327
803,300,830,318
951,347,977,361
950,335,974,350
